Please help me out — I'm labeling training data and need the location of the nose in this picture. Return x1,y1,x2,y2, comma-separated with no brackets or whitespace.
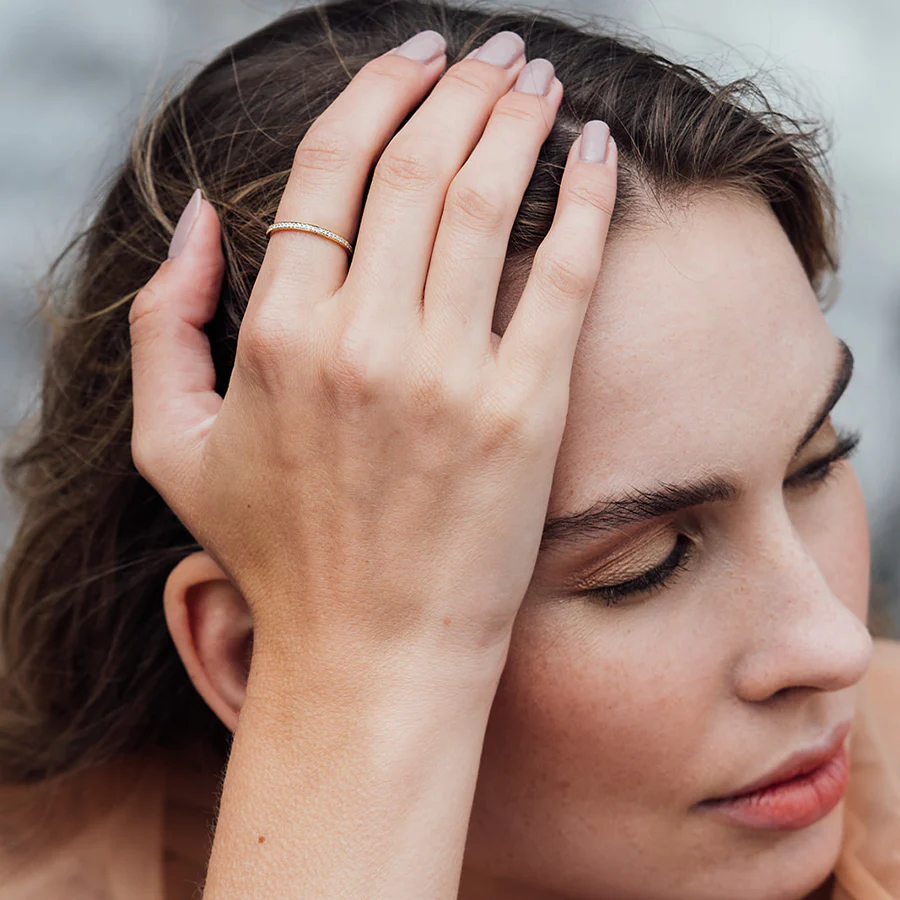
731,518,873,704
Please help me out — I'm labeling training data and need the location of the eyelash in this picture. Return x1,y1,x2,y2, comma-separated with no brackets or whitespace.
583,533,693,606
583,429,861,607
783,428,860,489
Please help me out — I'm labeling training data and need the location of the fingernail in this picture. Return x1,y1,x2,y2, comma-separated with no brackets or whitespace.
392,29,446,64
513,58,554,95
473,31,525,68
168,189,202,259
580,120,611,164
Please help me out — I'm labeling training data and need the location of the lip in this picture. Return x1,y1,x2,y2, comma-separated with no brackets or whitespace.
698,720,853,831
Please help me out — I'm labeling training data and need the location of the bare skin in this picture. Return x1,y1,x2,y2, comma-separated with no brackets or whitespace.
163,191,870,900
458,193,871,900
133,26,872,900
132,28,620,900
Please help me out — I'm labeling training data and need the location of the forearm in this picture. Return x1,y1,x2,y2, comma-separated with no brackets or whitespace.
202,639,506,899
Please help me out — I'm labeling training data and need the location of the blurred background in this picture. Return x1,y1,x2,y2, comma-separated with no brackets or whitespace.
0,0,897,627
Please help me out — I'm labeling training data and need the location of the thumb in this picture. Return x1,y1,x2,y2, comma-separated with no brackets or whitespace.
129,189,225,503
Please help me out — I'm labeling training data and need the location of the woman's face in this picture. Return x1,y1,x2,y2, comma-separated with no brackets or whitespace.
461,191,873,900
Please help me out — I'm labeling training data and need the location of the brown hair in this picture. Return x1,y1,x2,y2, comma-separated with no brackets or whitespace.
0,0,840,785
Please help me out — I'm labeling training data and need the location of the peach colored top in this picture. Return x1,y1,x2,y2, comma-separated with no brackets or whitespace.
1,639,899,899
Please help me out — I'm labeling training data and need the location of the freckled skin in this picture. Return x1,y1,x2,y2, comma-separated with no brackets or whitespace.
460,193,873,900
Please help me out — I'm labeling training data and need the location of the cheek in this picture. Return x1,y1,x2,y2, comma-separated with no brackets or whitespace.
468,604,718,845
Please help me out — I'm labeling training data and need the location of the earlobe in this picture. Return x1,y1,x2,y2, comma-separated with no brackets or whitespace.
163,551,254,732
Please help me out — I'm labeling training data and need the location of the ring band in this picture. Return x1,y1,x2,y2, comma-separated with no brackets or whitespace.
265,221,353,256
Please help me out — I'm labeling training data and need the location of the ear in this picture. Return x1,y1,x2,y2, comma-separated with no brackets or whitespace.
163,551,253,732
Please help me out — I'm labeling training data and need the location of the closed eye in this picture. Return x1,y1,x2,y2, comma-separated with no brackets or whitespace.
784,429,860,489
581,429,860,608
581,533,694,606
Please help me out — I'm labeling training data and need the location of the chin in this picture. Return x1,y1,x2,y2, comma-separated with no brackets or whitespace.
700,801,846,900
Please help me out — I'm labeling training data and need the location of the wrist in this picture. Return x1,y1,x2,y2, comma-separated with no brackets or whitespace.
249,618,511,714
205,629,504,898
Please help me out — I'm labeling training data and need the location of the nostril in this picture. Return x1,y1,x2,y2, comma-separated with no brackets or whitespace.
768,684,818,704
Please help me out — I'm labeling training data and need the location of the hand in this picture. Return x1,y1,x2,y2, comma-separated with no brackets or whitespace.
128,30,617,680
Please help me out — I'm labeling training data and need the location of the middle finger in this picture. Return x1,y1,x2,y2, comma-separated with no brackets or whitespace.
423,58,562,357
343,31,527,321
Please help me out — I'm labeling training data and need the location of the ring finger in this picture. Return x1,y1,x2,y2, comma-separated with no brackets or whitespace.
254,30,448,309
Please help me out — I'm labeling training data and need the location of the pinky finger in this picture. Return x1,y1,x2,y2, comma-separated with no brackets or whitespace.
497,121,617,390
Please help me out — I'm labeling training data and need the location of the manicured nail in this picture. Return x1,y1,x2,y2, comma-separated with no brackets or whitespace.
168,189,202,259
392,30,446,64
473,31,525,68
580,120,611,164
513,58,555,95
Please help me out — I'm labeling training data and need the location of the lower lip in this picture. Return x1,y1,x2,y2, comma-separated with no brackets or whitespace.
699,743,850,831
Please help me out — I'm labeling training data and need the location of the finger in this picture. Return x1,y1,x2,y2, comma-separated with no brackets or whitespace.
497,122,617,390
342,32,528,322
257,33,447,307
423,59,562,357
129,192,225,502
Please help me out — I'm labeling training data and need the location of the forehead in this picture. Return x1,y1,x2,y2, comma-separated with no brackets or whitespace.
534,192,836,516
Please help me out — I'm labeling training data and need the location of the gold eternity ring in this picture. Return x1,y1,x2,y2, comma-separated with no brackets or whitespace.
265,221,354,256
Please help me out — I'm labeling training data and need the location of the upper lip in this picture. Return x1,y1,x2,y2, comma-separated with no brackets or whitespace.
708,720,853,801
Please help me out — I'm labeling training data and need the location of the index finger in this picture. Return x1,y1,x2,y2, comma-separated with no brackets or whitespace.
257,32,447,304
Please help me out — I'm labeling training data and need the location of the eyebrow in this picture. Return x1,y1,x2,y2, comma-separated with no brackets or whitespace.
793,339,854,454
540,340,855,552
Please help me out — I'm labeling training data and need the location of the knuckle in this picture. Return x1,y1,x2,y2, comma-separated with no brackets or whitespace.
130,429,161,483
493,94,542,125
444,181,507,234
375,143,441,193
445,65,496,98
567,178,616,217
360,53,416,85
491,385,567,454
238,316,303,392
325,329,393,405
128,284,162,331
479,394,540,455
406,355,478,422
534,250,593,303
293,127,357,178
407,363,448,415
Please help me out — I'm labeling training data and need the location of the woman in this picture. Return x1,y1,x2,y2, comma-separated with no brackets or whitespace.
0,0,897,897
